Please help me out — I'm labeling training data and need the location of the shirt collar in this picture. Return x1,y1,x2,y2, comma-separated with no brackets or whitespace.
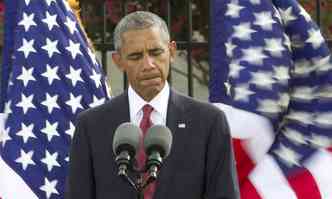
128,82,170,120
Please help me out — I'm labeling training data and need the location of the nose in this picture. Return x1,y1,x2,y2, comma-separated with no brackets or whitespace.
143,55,155,69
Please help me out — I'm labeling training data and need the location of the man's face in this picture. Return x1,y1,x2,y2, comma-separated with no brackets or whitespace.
113,26,176,101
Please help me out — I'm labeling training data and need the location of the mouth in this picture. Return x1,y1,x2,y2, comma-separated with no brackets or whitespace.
138,73,163,87
140,71,162,80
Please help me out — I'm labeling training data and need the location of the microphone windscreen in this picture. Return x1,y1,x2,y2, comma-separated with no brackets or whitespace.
144,125,172,158
112,122,142,156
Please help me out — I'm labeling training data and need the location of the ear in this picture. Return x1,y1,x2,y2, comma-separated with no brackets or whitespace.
112,51,125,72
169,41,177,63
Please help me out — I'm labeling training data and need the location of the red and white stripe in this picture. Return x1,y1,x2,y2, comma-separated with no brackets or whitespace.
214,103,332,199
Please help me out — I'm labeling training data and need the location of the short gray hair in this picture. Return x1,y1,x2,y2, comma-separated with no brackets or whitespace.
113,11,170,51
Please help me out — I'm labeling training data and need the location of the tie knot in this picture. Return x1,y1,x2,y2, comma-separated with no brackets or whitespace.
142,104,154,118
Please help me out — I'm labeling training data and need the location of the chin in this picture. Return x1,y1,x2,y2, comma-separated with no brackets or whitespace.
146,86,162,98
150,86,162,95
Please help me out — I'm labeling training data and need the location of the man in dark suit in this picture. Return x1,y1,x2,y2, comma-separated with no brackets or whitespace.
65,11,239,199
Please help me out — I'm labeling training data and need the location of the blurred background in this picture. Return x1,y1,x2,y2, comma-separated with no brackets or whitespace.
1,0,332,101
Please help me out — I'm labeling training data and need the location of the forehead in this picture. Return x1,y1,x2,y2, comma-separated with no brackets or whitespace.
120,27,167,52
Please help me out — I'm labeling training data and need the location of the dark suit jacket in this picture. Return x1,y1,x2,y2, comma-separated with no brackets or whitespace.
65,89,239,199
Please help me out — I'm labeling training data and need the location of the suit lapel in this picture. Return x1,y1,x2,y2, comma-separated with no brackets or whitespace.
109,91,130,124
166,90,183,138
154,89,187,199
106,92,130,162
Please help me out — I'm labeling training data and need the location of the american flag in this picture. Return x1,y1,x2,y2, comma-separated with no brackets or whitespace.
0,0,110,198
210,0,332,198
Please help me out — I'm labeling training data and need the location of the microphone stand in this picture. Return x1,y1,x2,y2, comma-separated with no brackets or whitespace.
118,167,157,199
115,149,163,199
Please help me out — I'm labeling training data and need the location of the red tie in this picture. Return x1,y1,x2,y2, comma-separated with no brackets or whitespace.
137,104,155,199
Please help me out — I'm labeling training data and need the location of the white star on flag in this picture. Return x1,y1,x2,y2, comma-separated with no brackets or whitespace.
18,38,37,58
41,93,60,114
225,3,244,18
41,120,60,142
41,150,61,172
233,22,256,41
264,38,285,57
15,149,36,170
42,38,60,58
16,94,36,114
90,69,102,88
39,178,59,199
241,47,267,65
273,65,289,81
16,123,36,143
64,16,78,35
66,93,83,114
66,40,82,59
66,66,83,86
17,66,36,87
1,128,12,147
306,28,324,49
65,122,75,139
42,64,60,85
279,7,297,25
254,12,276,30
233,84,255,102
42,11,59,31
225,40,237,57
229,60,244,78
18,12,37,32
4,100,12,114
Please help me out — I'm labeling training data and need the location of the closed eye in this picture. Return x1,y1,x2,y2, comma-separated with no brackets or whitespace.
149,48,165,56
127,52,143,60
126,48,165,60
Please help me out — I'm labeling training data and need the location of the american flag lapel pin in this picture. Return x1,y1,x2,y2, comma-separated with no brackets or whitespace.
178,123,186,128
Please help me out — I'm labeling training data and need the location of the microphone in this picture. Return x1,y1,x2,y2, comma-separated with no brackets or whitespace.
112,122,142,177
143,125,172,180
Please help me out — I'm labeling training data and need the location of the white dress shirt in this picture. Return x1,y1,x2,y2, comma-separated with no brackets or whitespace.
128,82,170,126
